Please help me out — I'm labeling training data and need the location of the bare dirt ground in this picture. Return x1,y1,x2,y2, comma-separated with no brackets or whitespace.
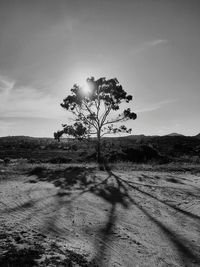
0,162,200,267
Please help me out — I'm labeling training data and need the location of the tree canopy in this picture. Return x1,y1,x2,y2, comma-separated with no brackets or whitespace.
54,77,137,162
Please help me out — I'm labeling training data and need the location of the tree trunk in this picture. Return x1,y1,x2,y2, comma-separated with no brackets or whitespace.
97,131,101,164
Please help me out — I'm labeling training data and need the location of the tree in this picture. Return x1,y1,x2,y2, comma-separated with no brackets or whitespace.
54,77,137,163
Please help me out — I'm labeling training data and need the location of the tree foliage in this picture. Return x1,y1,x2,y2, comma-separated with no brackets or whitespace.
54,77,137,161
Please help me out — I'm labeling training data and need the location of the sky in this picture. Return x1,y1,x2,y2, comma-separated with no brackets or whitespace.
0,0,200,137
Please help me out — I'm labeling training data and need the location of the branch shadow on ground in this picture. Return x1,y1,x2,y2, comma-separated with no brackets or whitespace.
99,162,200,266
27,165,133,265
28,166,96,191
127,181,200,221
131,199,200,266
3,164,199,266
88,164,132,266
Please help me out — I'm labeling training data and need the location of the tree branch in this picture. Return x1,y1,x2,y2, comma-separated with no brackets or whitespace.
79,112,98,131
100,106,112,128
83,99,98,127
103,116,127,126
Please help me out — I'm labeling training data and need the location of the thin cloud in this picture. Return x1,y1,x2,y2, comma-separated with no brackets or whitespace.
131,39,168,55
0,75,65,120
149,39,168,46
136,99,177,113
0,74,14,102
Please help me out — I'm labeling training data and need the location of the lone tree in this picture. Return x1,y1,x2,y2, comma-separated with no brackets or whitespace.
54,77,137,163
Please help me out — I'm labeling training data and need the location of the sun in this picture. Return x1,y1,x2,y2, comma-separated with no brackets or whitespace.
81,82,91,95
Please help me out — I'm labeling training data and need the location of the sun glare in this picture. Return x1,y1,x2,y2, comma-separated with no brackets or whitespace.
82,82,91,95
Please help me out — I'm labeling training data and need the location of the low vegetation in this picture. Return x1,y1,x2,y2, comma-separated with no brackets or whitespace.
0,134,200,165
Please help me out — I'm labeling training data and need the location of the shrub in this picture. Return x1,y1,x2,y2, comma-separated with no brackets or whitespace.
4,157,11,165
122,145,160,163
28,166,46,176
48,157,72,164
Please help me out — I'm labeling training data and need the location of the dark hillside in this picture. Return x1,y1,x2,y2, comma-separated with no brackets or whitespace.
0,134,200,163
195,133,200,139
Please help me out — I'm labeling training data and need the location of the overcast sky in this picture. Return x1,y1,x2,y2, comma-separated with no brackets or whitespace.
0,0,200,137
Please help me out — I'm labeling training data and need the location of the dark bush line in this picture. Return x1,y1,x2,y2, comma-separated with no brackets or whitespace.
101,145,170,164
27,157,72,164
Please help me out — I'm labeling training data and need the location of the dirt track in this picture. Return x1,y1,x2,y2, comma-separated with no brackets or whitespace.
0,163,200,266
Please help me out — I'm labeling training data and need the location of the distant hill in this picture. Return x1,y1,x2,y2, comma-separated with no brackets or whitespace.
166,133,185,137
195,133,200,139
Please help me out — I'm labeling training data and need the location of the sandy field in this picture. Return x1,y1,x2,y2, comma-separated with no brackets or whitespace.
0,162,200,267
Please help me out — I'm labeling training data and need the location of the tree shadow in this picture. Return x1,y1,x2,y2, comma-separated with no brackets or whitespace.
132,199,200,266
27,164,133,265
0,193,58,216
89,165,132,265
126,181,200,221
11,164,200,266
42,188,74,236
94,161,200,266
28,166,96,191
115,172,200,228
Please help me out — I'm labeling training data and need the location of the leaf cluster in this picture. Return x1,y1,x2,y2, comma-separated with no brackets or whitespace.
55,77,137,140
